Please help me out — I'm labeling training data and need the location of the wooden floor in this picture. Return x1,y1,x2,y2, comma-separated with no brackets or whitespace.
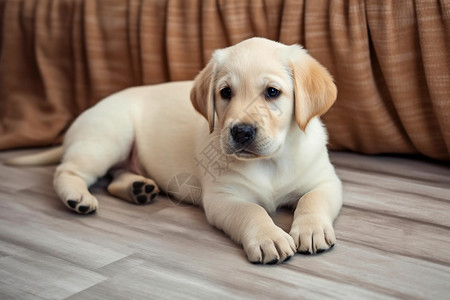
0,149,449,300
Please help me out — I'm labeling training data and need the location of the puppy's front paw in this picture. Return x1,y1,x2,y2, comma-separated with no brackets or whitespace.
243,225,296,264
289,214,336,255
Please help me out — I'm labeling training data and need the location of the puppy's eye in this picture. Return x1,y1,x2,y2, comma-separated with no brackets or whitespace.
220,87,232,100
265,87,280,99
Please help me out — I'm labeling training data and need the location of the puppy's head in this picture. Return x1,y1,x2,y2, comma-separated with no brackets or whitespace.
191,37,337,160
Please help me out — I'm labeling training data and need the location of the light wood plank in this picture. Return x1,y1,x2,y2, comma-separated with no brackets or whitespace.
0,149,449,299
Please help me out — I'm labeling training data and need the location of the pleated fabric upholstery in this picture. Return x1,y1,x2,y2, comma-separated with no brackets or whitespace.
0,0,449,160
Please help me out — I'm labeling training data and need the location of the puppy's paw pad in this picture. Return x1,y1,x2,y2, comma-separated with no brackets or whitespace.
145,184,155,193
67,200,77,209
130,181,158,205
132,181,145,194
78,205,90,213
136,195,148,204
65,196,98,215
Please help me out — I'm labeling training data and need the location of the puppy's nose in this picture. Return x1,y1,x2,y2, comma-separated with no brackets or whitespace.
231,123,256,146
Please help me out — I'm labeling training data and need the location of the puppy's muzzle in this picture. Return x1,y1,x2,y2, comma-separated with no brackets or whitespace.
231,123,256,149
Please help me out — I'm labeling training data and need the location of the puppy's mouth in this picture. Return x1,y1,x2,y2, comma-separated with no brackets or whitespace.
222,142,260,160
224,140,277,160
233,148,259,159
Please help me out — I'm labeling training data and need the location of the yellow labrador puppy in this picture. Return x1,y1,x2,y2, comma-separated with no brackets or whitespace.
7,37,342,264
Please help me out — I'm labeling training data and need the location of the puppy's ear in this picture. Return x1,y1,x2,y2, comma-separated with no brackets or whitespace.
289,46,337,131
190,59,217,133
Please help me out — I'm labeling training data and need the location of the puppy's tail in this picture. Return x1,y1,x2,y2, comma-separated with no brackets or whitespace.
4,146,63,166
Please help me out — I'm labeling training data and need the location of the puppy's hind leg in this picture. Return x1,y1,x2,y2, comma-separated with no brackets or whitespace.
107,170,160,205
54,161,100,214
54,142,131,214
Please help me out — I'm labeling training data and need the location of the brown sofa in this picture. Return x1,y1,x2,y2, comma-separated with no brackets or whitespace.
1,0,449,161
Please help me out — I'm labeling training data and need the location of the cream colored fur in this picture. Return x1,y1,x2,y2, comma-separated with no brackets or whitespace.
6,38,342,264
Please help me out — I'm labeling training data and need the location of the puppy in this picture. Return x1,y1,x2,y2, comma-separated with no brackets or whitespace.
6,37,342,264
